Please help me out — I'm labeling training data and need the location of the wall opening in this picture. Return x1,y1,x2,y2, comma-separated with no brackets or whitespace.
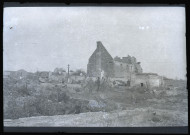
127,80,130,86
141,83,143,87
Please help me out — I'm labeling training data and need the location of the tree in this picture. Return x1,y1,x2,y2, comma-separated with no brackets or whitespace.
72,69,87,76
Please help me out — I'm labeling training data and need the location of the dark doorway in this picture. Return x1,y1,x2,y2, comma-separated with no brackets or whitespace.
141,83,143,87
127,80,130,86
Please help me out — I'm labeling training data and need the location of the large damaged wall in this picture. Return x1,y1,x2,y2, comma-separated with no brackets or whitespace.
113,56,142,78
87,41,114,77
113,60,135,79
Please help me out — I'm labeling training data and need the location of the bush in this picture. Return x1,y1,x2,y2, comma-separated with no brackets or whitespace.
35,98,57,116
4,76,94,119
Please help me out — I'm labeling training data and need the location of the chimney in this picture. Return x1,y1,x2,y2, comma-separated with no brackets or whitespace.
97,41,102,50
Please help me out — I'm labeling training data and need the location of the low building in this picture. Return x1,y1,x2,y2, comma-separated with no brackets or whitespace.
3,71,12,79
3,70,28,79
134,73,164,88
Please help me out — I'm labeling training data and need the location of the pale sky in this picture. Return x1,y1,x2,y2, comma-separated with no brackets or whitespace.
3,6,186,79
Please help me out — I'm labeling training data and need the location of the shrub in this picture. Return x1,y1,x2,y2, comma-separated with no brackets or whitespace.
4,75,98,119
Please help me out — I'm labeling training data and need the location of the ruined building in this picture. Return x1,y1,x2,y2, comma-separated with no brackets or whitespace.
87,41,142,78
87,41,164,87
113,56,142,78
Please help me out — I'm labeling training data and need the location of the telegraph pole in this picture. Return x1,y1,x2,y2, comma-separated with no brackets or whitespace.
67,64,70,82
68,64,70,76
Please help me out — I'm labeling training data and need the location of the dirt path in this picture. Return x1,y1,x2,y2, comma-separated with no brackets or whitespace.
4,107,187,127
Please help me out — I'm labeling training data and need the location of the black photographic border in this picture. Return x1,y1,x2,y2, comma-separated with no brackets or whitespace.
1,0,189,134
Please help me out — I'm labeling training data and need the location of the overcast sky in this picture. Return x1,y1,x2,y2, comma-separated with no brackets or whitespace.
3,6,186,79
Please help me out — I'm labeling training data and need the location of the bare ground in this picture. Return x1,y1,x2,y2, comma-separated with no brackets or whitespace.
4,107,187,127
4,79,188,127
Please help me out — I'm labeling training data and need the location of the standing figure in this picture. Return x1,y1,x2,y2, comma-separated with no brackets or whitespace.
96,77,100,92
62,78,65,84
100,70,104,79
